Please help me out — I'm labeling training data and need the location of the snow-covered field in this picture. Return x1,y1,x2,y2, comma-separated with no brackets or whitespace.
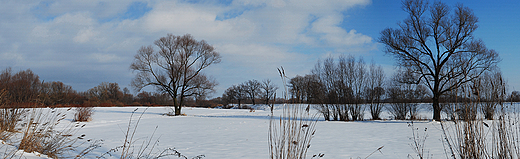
1,104,487,158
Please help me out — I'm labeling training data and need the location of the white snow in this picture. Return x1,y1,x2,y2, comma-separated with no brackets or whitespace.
0,104,481,158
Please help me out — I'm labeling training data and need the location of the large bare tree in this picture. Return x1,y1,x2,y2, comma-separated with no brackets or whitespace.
243,79,261,105
131,34,221,115
379,0,499,120
260,79,278,105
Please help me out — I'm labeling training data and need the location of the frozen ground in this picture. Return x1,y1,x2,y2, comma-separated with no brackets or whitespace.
0,104,475,158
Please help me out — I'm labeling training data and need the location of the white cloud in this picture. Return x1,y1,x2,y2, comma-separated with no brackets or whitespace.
0,44,24,63
0,0,375,94
74,27,98,43
142,1,256,42
33,0,134,20
312,15,372,46
90,53,122,63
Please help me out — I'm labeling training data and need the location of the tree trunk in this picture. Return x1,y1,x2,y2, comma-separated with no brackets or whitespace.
175,106,181,116
177,96,184,116
172,95,179,116
251,95,256,105
432,94,441,121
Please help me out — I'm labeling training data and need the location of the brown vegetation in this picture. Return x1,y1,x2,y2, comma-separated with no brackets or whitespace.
73,106,94,122
269,67,318,159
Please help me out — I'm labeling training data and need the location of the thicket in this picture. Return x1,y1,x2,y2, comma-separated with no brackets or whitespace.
286,56,391,121
222,79,279,108
282,54,513,121
0,67,187,108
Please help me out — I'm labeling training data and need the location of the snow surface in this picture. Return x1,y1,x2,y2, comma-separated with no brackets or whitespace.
1,104,474,158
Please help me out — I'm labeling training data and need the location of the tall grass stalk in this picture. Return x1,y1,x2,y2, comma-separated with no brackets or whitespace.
409,121,431,159
269,67,319,159
438,76,520,159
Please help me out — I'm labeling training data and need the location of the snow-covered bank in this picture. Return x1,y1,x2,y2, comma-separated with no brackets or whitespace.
2,104,501,158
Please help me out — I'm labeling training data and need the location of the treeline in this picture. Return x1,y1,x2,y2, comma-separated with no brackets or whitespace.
0,68,177,107
283,55,515,121
222,79,279,108
219,55,520,121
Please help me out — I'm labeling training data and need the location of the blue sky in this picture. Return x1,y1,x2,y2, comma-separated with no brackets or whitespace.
1,0,519,97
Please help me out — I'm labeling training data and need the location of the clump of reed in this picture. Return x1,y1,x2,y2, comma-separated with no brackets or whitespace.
269,67,319,159
73,106,94,122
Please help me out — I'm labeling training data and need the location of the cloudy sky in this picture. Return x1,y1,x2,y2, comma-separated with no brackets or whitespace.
1,0,519,97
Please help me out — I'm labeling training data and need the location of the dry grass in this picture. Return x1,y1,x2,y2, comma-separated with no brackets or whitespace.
269,104,319,159
269,67,319,159
73,107,94,122
0,89,25,141
438,80,520,159
408,121,431,159
18,108,85,158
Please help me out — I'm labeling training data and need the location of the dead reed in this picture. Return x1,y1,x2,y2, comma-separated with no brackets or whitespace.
73,106,94,122
439,76,520,159
0,89,22,141
408,121,431,159
19,108,86,158
269,67,319,159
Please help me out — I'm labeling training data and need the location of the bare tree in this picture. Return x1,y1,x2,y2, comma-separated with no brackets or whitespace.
86,82,123,103
131,34,221,115
350,57,367,121
288,75,323,104
40,81,77,106
260,79,278,105
509,91,520,102
388,70,429,120
378,0,500,120
311,55,369,121
289,75,305,103
243,79,261,105
223,84,246,108
475,69,506,120
366,62,386,120
0,68,41,104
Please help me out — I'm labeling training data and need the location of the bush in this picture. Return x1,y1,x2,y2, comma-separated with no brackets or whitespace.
74,107,94,122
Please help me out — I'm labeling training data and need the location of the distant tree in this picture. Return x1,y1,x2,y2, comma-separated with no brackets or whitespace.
40,81,78,105
0,68,41,104
475,69,506,120
378,0,500,120
131,34,221,115
288,75,304,103
311,55,367,121
243,79,261,105
223,84,246,108
135,91,153,105
510,91,520,102
86,82,123,104
366,62,386,120
288,75,322,104
135,91,171,106
121,87,134,105
387,70,429,120
260,79,278,105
